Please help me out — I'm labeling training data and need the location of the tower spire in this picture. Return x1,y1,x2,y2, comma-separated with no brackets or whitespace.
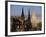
21,8,24,17
21,8,25,20
28,8,30,20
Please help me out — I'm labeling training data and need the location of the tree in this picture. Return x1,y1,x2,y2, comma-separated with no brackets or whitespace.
37,22,42,30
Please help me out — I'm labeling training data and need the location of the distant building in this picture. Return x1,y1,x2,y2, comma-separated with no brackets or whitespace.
25,9,32,31
31,11,41,28
19,8,25,31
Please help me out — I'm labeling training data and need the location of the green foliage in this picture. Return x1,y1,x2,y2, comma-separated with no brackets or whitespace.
31,22,42,31
37,22,42,30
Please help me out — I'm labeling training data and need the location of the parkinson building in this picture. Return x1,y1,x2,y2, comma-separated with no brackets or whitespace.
31,10,42,30
31,11,41,28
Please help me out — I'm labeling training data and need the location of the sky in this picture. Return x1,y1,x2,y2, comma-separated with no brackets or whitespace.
10,5,42,17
